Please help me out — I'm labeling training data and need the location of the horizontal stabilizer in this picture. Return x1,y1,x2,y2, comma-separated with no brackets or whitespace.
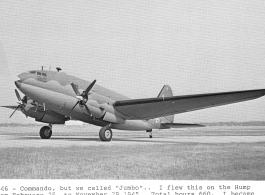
161,123,205,129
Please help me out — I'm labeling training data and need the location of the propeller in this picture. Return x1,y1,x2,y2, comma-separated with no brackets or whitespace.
9,89,27,118
69,80,96,117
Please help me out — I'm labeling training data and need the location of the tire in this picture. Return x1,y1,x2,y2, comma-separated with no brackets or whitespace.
99,127,112,141
39,126,52,139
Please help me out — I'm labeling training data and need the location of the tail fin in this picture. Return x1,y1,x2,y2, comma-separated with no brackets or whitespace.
157,85,174,123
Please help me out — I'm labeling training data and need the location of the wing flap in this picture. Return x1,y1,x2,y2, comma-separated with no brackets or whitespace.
114,89,265,120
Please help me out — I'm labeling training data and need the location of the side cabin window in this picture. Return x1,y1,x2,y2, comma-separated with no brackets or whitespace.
42,73,47,77
37,72,47,82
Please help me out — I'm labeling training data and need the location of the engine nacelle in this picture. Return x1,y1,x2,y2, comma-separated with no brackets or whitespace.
36,110,66,124
103,112,125,124
23,104,67,124
87,101,126,124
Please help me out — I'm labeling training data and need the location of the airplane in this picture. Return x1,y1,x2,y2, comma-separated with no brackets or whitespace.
2,67,265,141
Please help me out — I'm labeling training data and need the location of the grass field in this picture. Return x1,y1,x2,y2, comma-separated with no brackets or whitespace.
0,125,265,179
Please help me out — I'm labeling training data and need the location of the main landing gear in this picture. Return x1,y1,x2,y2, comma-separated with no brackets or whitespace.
39,124,52,139
99,126,112,141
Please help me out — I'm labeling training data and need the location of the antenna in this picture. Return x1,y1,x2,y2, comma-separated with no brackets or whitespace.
41,66,47,70
56,67,62,72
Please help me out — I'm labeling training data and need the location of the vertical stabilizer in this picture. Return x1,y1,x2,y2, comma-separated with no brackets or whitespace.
157,85,174,123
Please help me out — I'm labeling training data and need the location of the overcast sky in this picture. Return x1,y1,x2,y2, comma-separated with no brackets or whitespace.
1,1,265,124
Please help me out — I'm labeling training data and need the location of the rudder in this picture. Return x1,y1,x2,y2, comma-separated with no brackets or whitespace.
157,85,174,123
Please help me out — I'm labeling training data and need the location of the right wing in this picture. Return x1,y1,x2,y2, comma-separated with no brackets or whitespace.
114,88,265,120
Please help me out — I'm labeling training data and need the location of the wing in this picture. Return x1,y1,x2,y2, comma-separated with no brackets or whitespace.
1,106,21,110
114,88,265,120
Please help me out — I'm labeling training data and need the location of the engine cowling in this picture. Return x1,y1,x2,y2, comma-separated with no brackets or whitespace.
22,104,67,124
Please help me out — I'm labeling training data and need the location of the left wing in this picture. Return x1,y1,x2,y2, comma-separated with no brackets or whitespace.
114,88,265,120
1,106,20,110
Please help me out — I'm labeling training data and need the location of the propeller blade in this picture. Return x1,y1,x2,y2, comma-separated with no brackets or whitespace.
9,105,20,118
22,96,28,104
15,89,27,105
15,89,21,101
84,80,96,96
34,102,39,112
71,83,81,96
70,80,96,117
84,103,92,116
69,101,79,116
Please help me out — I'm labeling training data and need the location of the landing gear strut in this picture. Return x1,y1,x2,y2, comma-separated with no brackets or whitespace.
146,130,152,138
99,126,112,141
39,124,52,139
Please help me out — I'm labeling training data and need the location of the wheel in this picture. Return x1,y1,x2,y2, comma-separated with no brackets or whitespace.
149,132,153,138
99,126,112,141
39,126,52,139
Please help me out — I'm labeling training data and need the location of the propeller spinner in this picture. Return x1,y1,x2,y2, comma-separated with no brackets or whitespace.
10,89,27,118
69,80,96,117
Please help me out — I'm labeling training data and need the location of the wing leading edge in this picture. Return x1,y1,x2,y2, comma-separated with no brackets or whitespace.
114,88,265,120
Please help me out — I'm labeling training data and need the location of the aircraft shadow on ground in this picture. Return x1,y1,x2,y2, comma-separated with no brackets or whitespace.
12,135,180,144
15,136,99,142
112,138,179,144
12,135,263,144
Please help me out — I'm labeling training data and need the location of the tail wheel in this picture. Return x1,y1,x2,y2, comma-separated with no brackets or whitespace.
99,126,112,141
149,132,152,138
146,130,153,138
39,126,52,139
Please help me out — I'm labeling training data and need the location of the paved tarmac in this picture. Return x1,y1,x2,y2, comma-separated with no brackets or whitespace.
0,125,265,148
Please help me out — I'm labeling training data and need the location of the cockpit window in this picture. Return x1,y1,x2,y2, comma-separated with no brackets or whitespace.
29,71,36,74
42,73,47,77
37,72,41,76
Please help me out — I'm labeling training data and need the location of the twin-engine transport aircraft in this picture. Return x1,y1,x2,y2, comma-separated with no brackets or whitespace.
2,68,265,141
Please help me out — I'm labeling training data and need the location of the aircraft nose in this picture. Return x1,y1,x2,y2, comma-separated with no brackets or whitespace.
17,73,27,80
15,80,22,89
